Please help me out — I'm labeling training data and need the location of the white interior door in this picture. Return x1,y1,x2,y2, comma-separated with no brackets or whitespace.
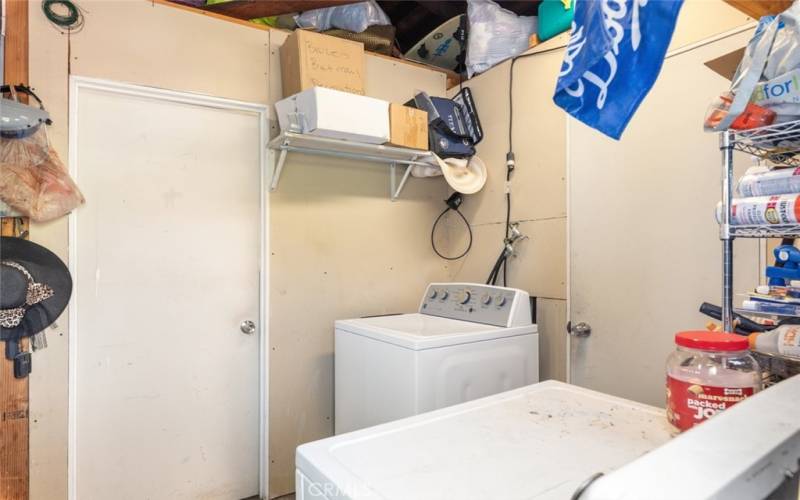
68,78,267,500
567,29,762,406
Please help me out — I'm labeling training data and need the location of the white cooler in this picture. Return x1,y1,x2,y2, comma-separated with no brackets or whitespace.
275,87,390,144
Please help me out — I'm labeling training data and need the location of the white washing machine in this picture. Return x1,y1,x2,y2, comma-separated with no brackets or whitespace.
334,282,538,434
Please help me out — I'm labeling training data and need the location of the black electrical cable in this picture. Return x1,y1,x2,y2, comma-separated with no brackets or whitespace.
42,0,85,32
486,250,506,285
492,43,567,287
431,205,473,261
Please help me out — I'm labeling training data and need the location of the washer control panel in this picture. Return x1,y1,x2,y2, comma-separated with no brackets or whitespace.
419,283,531,327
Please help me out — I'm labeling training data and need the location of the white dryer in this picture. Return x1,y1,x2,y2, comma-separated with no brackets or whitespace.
334,282,538,434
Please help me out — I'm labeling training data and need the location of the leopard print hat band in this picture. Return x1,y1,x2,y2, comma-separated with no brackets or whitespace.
0,260,55,328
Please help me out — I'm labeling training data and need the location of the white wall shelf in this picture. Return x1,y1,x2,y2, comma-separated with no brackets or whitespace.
267,131,435,201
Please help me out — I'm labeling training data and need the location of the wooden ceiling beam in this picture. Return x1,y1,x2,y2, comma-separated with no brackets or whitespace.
198,0,359,20
724,0,792,19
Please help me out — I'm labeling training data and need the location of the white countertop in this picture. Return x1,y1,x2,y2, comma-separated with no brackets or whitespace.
297,380,672,500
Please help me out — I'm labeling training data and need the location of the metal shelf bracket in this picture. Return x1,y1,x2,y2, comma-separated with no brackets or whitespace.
269,141,290,192
389,162,415,202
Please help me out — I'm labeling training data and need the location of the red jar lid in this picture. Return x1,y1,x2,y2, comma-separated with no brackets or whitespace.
675,331,749,351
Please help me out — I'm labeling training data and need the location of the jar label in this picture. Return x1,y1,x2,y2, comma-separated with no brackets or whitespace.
666,376,754,432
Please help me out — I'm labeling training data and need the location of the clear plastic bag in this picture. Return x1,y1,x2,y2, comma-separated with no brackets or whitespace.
0,124,50,167
710,3,800,130
295,0,390,33
466,0,537,77
0,128,84,222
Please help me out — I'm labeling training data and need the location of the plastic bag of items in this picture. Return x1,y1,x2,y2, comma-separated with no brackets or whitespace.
0,127,84,222
706,3,800,131
295,0,390,33
466,0,537,77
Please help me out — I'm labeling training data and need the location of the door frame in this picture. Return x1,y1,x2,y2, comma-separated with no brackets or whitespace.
66,76,270,499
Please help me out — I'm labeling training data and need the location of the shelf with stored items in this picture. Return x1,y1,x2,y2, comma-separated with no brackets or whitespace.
752,349,800,385
729,119,800,167
729,224,800,238
719,118,800,383
267,131,435,201
719,118,800,329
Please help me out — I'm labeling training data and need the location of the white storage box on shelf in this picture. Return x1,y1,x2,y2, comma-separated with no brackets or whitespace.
275,87,390,144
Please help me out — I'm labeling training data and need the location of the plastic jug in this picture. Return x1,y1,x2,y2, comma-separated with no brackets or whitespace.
538,0,574,41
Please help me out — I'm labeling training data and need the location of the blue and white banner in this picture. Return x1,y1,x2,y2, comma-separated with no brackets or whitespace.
553,0,684,140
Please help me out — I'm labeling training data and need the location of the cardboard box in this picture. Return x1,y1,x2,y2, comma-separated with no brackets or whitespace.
275,87,389,144
704,47,745,81
280,30,365,98
387,104,428,150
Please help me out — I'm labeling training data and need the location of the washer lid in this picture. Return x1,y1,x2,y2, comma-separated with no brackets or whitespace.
296,381,672,500
335,313,536,350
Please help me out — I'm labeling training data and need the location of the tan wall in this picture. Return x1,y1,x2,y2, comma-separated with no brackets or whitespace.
28,3,448,499
25,0,754,498
446,33,571,383
266,29,448,496
446,0,753,384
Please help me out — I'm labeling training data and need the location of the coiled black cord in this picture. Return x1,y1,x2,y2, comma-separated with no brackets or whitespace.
431,204,473,261
42,0,84,32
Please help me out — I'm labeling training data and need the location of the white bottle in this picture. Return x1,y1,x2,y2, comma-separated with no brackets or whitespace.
749,325,800,358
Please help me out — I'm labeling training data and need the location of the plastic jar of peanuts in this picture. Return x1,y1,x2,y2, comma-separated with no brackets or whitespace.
666,331,761,433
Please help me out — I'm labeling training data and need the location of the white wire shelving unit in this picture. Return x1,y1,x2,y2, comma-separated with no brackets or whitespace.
720,121,800,383
731,119,800,166
720,119,800,331
267,131,435,201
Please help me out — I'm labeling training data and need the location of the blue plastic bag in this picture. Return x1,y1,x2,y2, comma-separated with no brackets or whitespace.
553,0,684,140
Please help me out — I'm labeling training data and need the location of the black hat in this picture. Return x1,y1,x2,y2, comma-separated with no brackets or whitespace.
1,237,72,341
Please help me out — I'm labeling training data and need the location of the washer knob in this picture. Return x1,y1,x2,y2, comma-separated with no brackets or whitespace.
440,290,449,300
428,289,438,299
458,291,471,304
481,294,492,305
495,295,507,307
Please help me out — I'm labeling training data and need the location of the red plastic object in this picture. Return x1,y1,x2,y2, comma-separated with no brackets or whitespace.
730,102,776,130
674,331,749,351
704,93,776,131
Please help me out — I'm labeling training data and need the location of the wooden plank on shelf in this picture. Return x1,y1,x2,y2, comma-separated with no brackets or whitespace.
1,1,31,499
724,0,792,18
198,0,359,20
